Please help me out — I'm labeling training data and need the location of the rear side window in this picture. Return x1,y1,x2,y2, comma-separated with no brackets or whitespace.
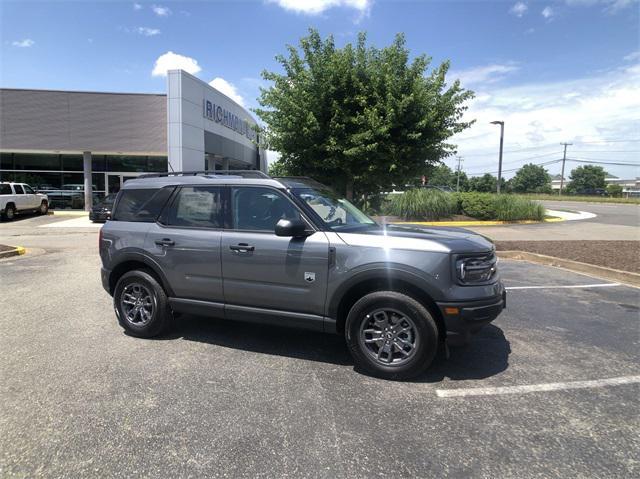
165,186,224,229
112,188,173,222
0,184,11,195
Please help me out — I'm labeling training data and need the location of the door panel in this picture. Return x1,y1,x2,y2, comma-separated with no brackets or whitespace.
146,224,223,303
221,231,330,315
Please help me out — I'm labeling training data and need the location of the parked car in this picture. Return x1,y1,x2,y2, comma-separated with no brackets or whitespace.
0,182,49,220
99,172,505,380
89,194,116,222
575,188,608,196
43,184,97,209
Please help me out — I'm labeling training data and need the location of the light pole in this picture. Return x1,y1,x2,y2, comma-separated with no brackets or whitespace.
490,120,504,194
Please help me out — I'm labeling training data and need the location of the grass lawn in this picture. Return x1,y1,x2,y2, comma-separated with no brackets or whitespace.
518,193,640,204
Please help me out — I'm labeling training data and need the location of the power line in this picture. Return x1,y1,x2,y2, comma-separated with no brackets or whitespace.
567,158,640,166
573,139,640,144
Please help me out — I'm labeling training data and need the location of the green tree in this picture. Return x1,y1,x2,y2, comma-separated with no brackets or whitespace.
510,163,552,193
255,29,474,199
267,159,290,177
606,184,623,197
566,165,607,193
468,173,498,193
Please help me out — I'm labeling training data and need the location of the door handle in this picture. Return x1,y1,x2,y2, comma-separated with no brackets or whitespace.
229,243,255,253
154,238,175,247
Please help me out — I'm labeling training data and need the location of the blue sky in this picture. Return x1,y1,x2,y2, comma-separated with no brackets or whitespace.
1,0,639,178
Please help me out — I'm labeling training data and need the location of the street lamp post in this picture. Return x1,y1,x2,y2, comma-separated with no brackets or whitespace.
490,120,504,194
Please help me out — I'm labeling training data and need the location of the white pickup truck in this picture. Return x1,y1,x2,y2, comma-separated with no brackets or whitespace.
0,182,49,220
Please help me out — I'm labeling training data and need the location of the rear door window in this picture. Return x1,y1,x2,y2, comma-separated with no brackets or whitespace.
13,185,25,194
165,186,224,229
112,188,174,222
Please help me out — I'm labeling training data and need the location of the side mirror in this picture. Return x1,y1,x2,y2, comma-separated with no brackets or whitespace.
275,218,311,237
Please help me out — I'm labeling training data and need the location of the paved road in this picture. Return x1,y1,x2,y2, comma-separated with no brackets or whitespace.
539,200,640,227
467,201,639,241
1,216,638,477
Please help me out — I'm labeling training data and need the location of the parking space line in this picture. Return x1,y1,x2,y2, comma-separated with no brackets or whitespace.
436,376,640,398
506,283,620,290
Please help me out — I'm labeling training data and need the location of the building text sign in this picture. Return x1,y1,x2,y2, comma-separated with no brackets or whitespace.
203,100,257,142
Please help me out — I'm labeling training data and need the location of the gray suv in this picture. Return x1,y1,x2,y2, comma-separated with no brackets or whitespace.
100,172,505,379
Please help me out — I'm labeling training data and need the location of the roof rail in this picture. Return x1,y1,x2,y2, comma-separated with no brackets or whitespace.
138,170,270,179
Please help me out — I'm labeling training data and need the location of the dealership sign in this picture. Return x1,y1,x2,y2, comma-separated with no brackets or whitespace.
203,100,257,142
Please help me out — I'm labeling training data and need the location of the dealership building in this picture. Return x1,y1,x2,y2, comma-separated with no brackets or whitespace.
0,69,266,206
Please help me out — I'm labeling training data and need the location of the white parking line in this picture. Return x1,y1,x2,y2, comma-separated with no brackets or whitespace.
436,376,640,398
506,283,620,290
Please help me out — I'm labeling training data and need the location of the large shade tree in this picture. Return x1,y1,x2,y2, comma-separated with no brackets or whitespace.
567,165,607,193
510,163,552,193
255,29,474,199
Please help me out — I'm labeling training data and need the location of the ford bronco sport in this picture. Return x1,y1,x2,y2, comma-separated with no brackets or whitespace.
99,171,505,379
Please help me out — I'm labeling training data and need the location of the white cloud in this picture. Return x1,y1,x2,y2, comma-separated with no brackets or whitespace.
137,27,160,36
133,2,142,10
624,50,640,62
151,4,171,16
152,51,201,77
267,0,371,15
12,38,34,48
209,77,246,107
450,63,640,178
509,2,528,17
450,63,519,87
541,6,555,18
564,0,639,13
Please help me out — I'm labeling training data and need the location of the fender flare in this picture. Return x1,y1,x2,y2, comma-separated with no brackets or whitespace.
108,250,175,296
326,266,444,320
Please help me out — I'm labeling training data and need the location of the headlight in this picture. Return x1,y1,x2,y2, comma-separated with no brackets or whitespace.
456,252,497,284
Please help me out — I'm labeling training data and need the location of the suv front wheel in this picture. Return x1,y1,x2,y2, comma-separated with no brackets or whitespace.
114,270,171,338
345,291,439,380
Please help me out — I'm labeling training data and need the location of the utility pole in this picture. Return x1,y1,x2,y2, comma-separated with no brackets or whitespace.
559,142,572,196
491,121,505,194
455,156,464,192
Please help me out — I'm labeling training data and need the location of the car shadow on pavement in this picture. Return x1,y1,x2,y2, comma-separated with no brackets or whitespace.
415,325,511,383
163,315,511,380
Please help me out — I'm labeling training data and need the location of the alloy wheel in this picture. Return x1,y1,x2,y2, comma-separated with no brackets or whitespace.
120,283,155,326
359,308,419,365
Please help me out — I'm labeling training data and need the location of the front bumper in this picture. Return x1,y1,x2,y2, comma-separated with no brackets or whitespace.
436,284,506,345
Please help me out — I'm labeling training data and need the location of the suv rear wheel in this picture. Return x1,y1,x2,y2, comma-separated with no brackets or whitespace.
345,291,439,380
114,270,171,338
3,204,16,221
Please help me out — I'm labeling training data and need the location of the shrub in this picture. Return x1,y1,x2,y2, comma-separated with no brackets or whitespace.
606,184,623,197
457,193,496,220
386,189,458,220
457,193,545,221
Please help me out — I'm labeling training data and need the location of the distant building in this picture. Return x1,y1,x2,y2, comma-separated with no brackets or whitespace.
551,173,640,196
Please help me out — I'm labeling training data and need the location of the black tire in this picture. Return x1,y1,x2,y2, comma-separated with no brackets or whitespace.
3,204,16,221
113,270,172,338
345,291,439,380
39,200,49,215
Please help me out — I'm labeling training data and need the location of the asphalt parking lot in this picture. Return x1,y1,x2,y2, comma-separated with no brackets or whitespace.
1,215,639,478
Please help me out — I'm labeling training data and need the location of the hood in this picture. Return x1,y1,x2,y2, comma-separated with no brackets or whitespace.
335,224,494,254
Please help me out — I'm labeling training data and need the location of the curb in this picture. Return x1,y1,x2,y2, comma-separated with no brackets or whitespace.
391,217,564,227
497,250,640,288
0,246,26,259
48,210,89,217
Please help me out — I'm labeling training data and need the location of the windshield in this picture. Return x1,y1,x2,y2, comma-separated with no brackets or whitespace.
293,188,377,231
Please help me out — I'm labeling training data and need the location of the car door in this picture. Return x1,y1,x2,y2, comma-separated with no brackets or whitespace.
22,185,39,209
221,186,330,323
11,184,28,211
146,185,225,307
